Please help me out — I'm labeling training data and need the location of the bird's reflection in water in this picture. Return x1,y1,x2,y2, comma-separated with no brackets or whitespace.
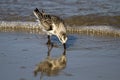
34,43,67,80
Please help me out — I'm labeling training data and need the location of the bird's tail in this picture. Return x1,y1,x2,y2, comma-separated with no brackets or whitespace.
33,8,45,20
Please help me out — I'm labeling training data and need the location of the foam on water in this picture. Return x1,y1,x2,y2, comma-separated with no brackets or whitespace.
0,21,38,28
0,21,120,37
0,21,41,34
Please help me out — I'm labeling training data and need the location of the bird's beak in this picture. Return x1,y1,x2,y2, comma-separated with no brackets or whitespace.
63,43,66,50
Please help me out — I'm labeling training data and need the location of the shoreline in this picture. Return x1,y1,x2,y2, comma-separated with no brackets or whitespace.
0,21,120,37
0,15,120,27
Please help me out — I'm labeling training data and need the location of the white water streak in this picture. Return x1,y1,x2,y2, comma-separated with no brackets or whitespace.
0,21,39,28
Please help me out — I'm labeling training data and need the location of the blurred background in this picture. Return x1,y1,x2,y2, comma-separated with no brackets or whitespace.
0,0,120,26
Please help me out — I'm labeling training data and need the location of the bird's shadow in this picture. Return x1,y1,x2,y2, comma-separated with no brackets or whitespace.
34,43,70,80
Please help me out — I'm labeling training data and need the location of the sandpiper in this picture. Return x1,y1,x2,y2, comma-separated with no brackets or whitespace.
33,8,67,49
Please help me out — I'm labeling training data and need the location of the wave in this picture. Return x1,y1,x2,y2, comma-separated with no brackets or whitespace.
64,15,120,27
67,25,120,37
0,21,120,37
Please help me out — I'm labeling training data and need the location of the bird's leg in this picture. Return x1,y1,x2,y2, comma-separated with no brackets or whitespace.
63,48,66,55
63,43,66,50
46,35,51,45
47,42,53,57
47,35,54,58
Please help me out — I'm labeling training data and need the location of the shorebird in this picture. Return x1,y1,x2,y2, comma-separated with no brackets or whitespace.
33,8,67,49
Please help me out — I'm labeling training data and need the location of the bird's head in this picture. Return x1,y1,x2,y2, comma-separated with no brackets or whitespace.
58,32,68,44
33,8,45,19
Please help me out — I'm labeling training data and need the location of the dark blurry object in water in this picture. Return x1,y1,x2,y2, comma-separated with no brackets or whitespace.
34,43,67,80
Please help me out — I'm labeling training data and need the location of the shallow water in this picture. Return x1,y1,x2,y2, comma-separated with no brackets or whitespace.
0,0,120,80
0,32,120,80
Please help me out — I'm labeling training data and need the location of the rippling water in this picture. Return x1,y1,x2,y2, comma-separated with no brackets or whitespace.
0,0,120,20
0,0,120,33
0,33,120,80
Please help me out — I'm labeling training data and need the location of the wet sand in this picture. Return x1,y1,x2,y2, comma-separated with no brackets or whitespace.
0,32,120,80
